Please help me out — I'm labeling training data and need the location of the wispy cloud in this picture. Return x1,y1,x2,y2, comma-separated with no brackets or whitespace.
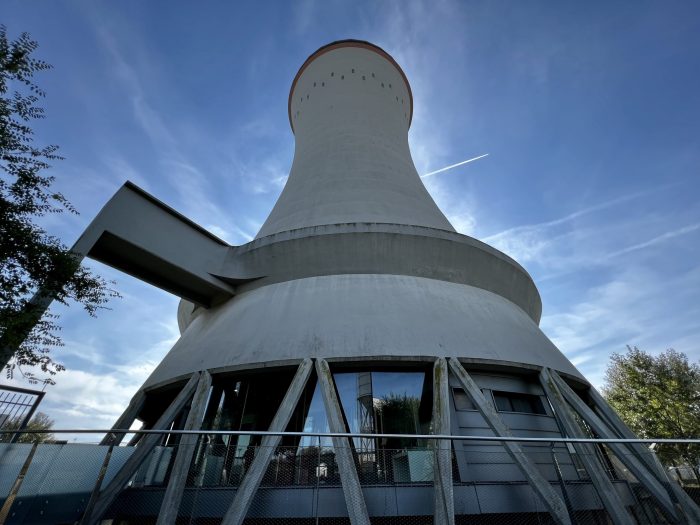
483,187,675,265
102,154,151,191
165,160,256,243
17,0,696,435
95,24,258,245
367,0,481,236
293,0,318,35
485,189,658,241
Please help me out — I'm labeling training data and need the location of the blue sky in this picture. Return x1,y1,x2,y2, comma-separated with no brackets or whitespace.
4,1,700,432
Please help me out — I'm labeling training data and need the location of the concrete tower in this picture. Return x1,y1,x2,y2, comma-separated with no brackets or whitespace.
23,40,700,525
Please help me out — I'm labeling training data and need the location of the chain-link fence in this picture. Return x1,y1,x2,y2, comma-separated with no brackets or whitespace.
0,430,698,524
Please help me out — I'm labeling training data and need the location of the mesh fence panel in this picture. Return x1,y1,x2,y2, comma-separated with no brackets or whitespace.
0,431,699,524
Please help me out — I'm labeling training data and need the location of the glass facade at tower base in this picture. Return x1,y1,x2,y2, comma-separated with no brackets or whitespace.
0,435,695,525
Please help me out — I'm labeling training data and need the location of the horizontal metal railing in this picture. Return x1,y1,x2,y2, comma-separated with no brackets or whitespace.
2,427,700,443
1,429,698,525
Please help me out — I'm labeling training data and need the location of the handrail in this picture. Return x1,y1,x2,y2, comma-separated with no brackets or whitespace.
2,428,700,444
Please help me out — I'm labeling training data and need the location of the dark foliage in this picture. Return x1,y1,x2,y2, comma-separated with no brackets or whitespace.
603,346,700,474
0,26,118,384
2,411,54,443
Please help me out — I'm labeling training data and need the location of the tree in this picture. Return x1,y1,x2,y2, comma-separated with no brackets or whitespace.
375,393,423,448
2,411,54,443
603,346,700,475
0,26,117,384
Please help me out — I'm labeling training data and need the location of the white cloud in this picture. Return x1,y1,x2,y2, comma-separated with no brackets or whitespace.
423,175,478,235
541,266,700,389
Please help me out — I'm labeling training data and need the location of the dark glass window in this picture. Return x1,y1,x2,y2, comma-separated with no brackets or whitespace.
452,388,475,411
492,391,546,415
196,370,295,486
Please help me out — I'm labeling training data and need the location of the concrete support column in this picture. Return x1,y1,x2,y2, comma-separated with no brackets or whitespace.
82,372,201,525
316,359,371,525
586,385,700,523
100,389,146,446
156,370,212,525
547,370,680,520
447,358,571,525
539,368,635,525
432,358,454,525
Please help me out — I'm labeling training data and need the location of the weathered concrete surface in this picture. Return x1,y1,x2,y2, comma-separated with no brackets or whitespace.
143,274,584,389
72,182,234,307
175,222,543,334
228,224,542,323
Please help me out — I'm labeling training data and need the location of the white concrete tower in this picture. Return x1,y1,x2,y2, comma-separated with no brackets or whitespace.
259,40,454,236
37,40,699,525
147,40,572,383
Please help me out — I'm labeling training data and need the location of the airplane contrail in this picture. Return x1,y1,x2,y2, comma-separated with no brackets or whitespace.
421,153,489,178
605,222,700,259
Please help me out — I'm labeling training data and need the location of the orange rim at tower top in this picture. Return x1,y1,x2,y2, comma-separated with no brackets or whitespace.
288,39,414,132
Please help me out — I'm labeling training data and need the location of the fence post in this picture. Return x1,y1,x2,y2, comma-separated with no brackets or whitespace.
432,357,454,525
0,441,39,524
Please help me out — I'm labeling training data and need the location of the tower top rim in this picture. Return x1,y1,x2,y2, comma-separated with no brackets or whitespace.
287,39,414,132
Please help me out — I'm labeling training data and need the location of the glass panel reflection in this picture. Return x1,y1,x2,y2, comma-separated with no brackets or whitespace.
295,383,340,484
299,383,331,447
333,370,432,483
492,390,546,415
